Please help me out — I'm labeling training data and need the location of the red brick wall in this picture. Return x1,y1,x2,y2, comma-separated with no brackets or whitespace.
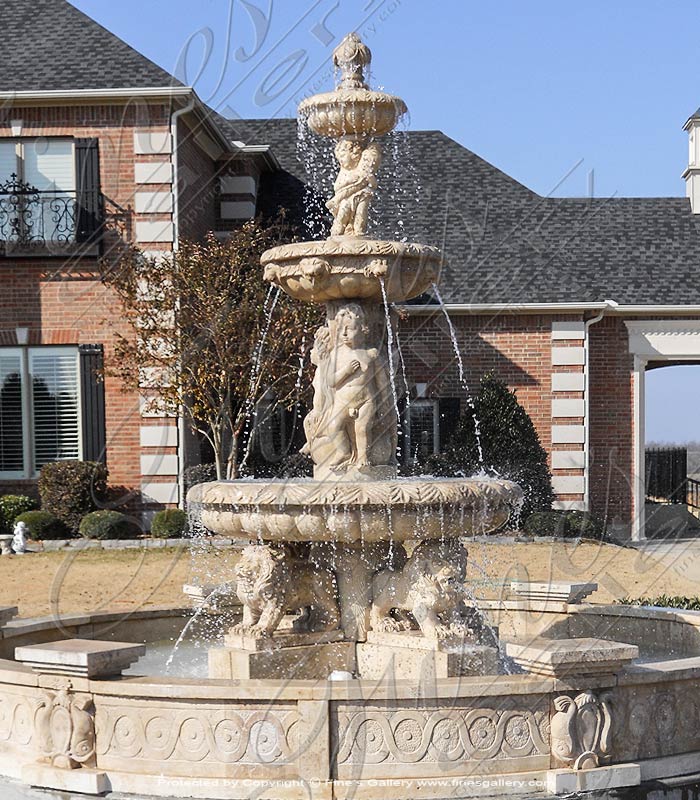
588,317,634,528
400,310,637,528
0,103,172,500
399,312,554,451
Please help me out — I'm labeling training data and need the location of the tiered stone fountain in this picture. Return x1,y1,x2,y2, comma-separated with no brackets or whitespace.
189,32,523,681
2,35,700,800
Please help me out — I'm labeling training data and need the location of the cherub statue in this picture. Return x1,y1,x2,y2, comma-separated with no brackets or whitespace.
303,305,397,475
12,521,27,555
327,139,381,237
302,325,351,467
325,303,393,468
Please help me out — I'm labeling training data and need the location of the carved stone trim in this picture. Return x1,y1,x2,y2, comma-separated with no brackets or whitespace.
261,238,441,264
551,691,613,770
96,703,300,766
189,476,521,510
334,702,550,771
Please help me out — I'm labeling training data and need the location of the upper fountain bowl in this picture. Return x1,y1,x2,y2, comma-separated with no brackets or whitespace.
299,89,407,139
298,32,408,140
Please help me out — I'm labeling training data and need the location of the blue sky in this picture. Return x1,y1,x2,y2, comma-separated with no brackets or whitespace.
70,0,700,198
646,366,700,445
69,0,700,443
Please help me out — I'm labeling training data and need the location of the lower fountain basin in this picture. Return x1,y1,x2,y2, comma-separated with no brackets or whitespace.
1,603,700,799
260,237,442,303
187,476,522,543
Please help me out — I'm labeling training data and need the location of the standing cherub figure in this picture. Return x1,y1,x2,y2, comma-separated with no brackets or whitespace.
325,304,392,468
12,521,27,555
327,140,381,237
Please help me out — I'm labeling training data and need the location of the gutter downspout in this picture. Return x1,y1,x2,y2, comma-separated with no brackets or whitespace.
170,96,195,510
584,300,618,514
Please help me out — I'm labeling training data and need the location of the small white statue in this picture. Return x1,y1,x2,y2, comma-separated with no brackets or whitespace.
12,521,27,555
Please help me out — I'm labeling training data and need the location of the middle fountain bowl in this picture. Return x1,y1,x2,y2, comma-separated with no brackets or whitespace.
188,477,523,543
261,237,442,303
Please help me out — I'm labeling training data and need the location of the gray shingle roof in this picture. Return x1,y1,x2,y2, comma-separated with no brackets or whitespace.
220,117,700,307
0,0,182,92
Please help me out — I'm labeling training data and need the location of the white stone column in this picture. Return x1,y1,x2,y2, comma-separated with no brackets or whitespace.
631,355,647,542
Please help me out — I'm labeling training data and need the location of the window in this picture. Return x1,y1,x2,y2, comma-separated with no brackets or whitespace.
0,138,102,253
0,347,81,478
404,399,439,464
0,139,76,246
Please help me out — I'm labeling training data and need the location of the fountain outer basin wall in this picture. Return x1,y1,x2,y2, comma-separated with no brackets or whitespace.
187,477,522,543
3,604,700,797
261,237,442,304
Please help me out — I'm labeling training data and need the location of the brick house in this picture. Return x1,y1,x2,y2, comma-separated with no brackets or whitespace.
3,0,700,539
0,0,276,519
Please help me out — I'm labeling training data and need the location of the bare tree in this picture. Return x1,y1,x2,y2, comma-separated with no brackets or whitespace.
102,222,321,479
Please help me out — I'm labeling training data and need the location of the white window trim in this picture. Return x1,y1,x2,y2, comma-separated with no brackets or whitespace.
0,345,82,480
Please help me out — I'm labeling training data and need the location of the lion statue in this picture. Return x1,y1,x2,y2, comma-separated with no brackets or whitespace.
232,543,340,637
369,540,472,639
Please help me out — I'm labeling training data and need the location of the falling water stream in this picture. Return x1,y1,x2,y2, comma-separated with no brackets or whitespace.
432,282,484,464
163,585,229,673
379,278,401,426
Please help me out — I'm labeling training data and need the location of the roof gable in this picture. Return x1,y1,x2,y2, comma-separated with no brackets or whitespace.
0,0,182,92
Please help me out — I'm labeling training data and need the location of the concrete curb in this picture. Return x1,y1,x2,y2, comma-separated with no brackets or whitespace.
32,536,238,552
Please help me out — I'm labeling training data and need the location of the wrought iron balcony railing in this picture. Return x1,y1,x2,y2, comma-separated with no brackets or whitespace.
0,174,102,255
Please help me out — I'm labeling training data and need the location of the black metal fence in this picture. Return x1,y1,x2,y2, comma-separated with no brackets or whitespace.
0,173,102,254
646,446,688,504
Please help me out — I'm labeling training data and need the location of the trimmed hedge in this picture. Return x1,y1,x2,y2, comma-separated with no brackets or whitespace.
151,509,187,539
522,510,567,537
523,510,605,539
617,595,700,610
0,495,38,535
79,510,139,540
14,510,69,540
426,376,554,520
39,461,108,534
566,510,604,539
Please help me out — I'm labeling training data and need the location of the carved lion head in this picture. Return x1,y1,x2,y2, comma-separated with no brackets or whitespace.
405,541,468,602
235,544,288,601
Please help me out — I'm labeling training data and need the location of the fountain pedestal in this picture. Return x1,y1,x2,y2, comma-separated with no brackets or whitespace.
357,630,499,681
209,630,354,680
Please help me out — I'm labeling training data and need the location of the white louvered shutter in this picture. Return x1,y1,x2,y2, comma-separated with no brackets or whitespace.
30,349,80,467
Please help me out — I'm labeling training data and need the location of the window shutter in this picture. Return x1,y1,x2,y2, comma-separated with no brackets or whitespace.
31,350,80,468
75,138,103,246
438,398,461,452
79,345,106,463
0,354,24,472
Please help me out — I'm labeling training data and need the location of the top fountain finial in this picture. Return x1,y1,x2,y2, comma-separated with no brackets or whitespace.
333,32,371,90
